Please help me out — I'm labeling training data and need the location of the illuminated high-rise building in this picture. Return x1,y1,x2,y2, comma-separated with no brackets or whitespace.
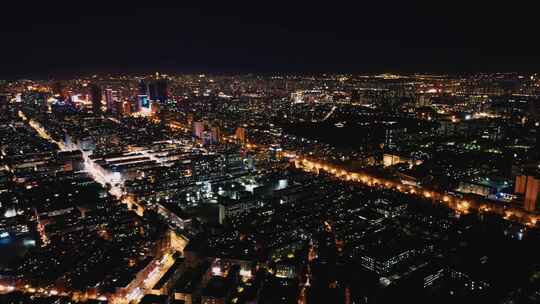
148,78,168,103
105,89,118,113
211,126,221,144
0,94,7,110
105,89,112,111
122,100,131,116
89,84,102,114
138,79,148,95
148,82,157,101
115,100,124,116
137,79,150,112
525,177,540,212
235,127,246,144
52,81,66,99
202,131,213,145
151,102,160,117
138,94,150,111
515,175,527,194
155,78,168,102
193,121,204,139
187,113,194,127
515,175,540,212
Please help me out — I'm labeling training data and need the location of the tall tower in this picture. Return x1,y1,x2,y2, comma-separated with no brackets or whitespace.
211,126,222,144
105,89,119,114
515,175,540,212
156,78,168,103
193,121,204,139
186,113,194,127
52,81,66,99
137,79,150,112
90,83,102,114
235,127,246,145
0,93,8,111
105,89,113,113
525,177,540,212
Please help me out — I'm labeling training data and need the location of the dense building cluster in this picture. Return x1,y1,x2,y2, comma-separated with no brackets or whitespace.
1,73,539,304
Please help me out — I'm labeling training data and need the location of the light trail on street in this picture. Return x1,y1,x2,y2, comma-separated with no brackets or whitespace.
294,157,539,227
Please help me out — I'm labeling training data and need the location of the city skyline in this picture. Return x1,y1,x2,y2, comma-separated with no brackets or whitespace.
1,72,540,304
2,3,540,304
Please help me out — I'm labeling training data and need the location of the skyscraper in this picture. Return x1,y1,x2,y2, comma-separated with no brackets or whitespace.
235,127,246,144
525,177,540,212
193,121,204,139
151,102,160,117
146,75,168,103
122,100,131,117
115,100,124,117
515,175,540,212
187,113,194,127
148,82,158,101
138,94,150,112
515,175,527,194
138,79,148,96
137,79,150,112
0,93,7,110
202,131,213,146
211,126,222,144
52,81,66,99
155,78,168,102
105,89,118,113
90,84,102,114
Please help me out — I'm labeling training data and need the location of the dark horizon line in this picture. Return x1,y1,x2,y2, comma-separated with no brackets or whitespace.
4,68,540,81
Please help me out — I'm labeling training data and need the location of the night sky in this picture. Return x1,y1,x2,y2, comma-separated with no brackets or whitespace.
1,2,539,78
